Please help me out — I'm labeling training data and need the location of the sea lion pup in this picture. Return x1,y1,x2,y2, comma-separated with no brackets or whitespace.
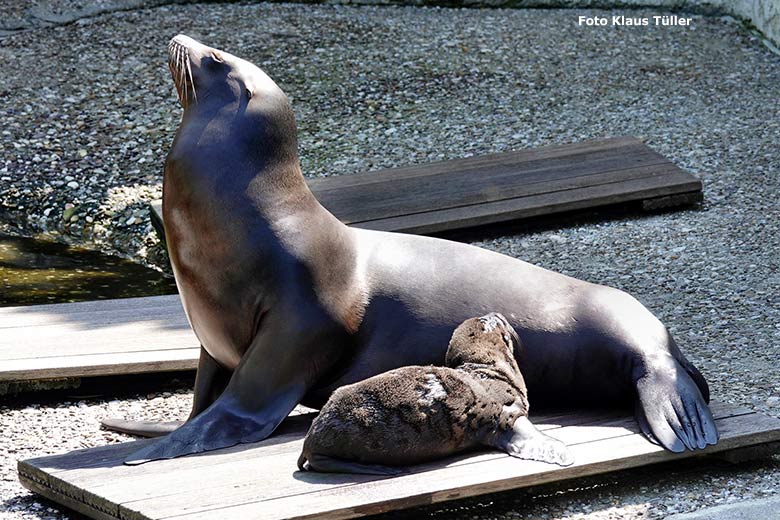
297,313,573,475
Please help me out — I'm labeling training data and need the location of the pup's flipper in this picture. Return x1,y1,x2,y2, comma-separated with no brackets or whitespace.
299,454,402,476
101,419,182,438
635,358,719,452
489,416,574,467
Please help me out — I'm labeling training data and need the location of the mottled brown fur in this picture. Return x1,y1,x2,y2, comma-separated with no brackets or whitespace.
298,313,530,468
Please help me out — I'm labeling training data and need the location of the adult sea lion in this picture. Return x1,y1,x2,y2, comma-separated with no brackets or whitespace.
298,313,573,475
105,35,718,464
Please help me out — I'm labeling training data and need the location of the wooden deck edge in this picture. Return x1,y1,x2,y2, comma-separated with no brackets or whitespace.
642,191,704,211
0,353,198,382
710,440,780,464
19,462,120,520
428,423,780,507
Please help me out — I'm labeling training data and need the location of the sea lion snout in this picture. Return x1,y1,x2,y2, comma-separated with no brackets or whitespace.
167,34,231,108
169,34,223,68
445,313,521,369
478,312,505,333
478,312,519,350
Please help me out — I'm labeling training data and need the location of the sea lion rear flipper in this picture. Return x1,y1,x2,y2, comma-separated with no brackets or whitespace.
489,416,574,467
634,358,719,452
100,419,182,438
299,454,402,476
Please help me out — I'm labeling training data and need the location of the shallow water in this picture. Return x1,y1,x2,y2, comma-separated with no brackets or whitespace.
0,234,177,307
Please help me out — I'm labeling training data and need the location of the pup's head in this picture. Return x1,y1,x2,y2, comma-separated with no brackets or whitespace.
445,312,520,369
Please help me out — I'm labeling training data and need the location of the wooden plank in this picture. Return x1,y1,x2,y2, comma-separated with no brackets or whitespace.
149,136,702,239
59,403,747,514
0,295,198,382
0,295,184,329
198,413,777,520
305,136,644,191
353,166,699,234
17,402,778,520
0,348,199,381
0,323,195,360
313,144,666,223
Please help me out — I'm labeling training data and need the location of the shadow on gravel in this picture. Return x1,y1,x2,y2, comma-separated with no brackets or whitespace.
1,371,195,406
434,199,704,244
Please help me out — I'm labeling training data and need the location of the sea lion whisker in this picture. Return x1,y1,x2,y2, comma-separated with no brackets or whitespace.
178,47,185,107
185,49,197,105
177,45,187,107
168,43,180,103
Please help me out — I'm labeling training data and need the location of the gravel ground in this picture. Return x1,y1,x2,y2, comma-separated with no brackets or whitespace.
1,2,779,519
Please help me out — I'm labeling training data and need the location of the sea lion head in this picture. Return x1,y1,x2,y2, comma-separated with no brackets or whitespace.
166,34,298,164
445,312,521,370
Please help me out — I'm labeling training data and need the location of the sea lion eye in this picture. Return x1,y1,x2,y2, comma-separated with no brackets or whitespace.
211,51,224,63
245,88,253,99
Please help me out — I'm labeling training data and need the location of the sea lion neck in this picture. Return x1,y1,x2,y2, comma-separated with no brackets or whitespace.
170,101,308,197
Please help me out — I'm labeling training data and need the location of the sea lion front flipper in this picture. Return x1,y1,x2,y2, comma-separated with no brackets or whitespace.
100,419,182,438
634,358,719,453
101,346,231,438
123,332,314,464
299,454,402,476
489,416,574,467
123,380,304,465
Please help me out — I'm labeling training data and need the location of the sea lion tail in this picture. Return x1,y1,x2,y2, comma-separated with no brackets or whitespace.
100,418,182,438
300,454,403,476
297,451,308,471
634,357,719,453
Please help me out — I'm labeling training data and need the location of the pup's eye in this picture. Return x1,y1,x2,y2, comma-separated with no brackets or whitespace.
245,88,253,99
211,51,224,63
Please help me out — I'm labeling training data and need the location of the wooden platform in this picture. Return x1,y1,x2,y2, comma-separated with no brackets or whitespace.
18,402,780,520
149,136,702,239
0,295,198,383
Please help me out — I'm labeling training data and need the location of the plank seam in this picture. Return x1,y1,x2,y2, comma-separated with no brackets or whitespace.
307,137,644,190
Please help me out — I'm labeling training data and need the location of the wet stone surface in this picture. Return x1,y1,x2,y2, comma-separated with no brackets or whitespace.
0,234,176,307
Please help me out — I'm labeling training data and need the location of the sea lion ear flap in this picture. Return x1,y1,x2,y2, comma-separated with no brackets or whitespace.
490,416,574,467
